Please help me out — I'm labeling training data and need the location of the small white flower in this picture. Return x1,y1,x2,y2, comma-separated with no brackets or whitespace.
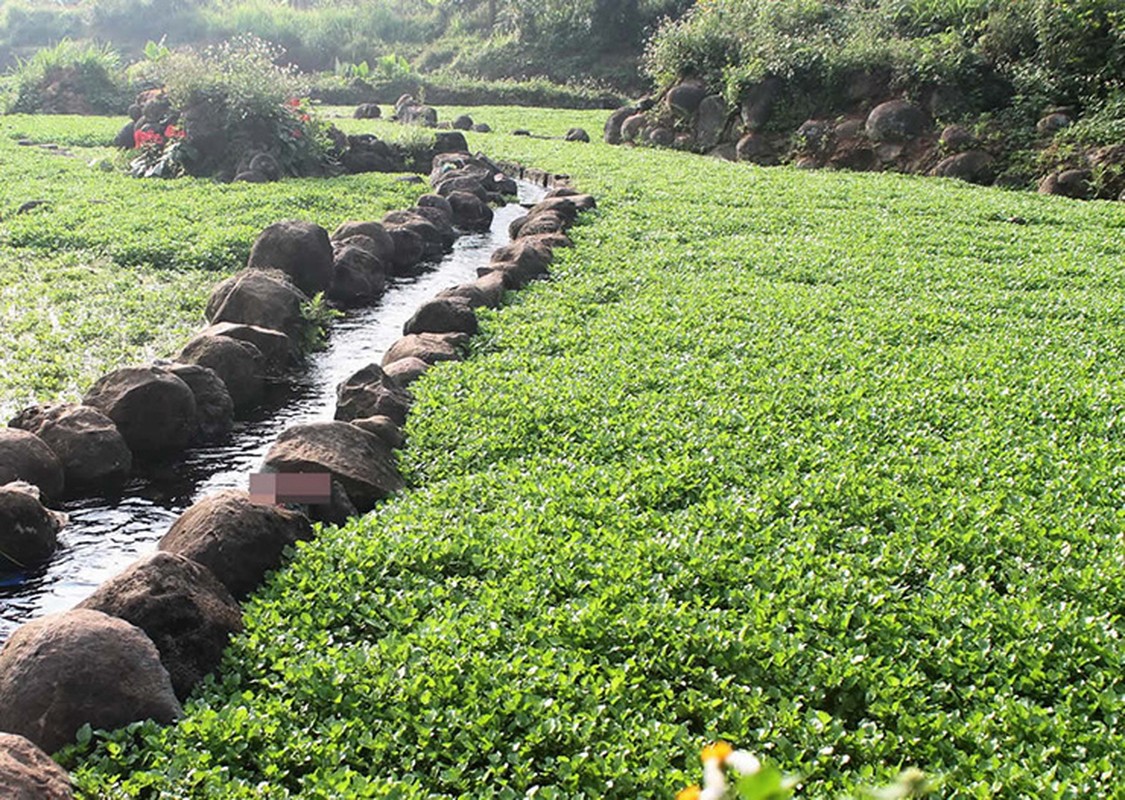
724,750,761,775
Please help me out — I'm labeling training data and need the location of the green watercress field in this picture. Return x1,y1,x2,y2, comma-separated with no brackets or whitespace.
0,114,421,414
46,113,1125,797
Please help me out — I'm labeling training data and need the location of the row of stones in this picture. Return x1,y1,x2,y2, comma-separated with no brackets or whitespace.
0,161,595,798
605,81,1121,198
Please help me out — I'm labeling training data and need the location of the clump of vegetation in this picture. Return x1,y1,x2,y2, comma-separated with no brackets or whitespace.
131,35,331,179
1,38,129,115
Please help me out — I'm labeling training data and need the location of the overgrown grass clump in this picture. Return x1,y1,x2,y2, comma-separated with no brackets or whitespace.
68,120,1125,796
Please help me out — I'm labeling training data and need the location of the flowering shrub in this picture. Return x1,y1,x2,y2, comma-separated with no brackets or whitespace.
128,35,330,179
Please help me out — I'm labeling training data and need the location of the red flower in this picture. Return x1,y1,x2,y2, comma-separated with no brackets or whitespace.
133,128,165,148
299,113,310,122
287,97,301,108
164,124,185,140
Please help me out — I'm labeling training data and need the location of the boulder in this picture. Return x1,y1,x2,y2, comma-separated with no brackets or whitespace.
8,405,130,489
246,220,334,297
472,123,491,133
205,269,309,343
795,119,834,153
1038,169,1092,200
0,429,65,500
604,105,635,145
416,193,454,221
177,335,265,414
931,150,995,185
647,127,675,148
526,196,582,224
565,128,590,143
489,238,554,282
736,133,777,165
340,134,401,174
403,297,478,337
384,211,448,256
382,332,470,367
353,103,381,119
77,552,242,701
865,100,928,143
82,367,197,457
446,191,494,231
434,174,489,200
233,170,267,184
515,211,567,237
408,206,457,247
335,364,413,426
939,124,975,151
435,131,469,153
740,76,783,131
199,322,295,376
451,115,473,131
544,188,597,210
667,79,708,117
248,153,280,181
1037,112,1071,135
328,242,387,307
113,121,135,150
468,271,508,309
330,221,395,263
384,225,426,273
163,363,234,444
350,415,405,450
0,732,75,799
709,143,737,162
382,356,431,387
0,483,65,570
695,95,727,150
158,490,313,599
399,104,438,127
261,422,403,511
621,113,647,142
0,609,181,754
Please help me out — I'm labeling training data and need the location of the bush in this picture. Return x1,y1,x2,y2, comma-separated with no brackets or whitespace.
2,39,129,114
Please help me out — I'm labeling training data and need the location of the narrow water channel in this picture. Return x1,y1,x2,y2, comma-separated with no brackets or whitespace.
0,183,543,643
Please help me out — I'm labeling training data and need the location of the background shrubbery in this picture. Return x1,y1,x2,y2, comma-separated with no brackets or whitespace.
643,0,1125,128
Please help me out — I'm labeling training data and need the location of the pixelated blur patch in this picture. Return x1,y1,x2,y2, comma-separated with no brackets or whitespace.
250,472,332,505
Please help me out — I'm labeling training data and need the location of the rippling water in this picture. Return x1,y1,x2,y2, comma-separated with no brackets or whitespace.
0,184,541,642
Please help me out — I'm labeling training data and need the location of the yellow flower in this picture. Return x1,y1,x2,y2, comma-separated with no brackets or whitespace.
700,741,733,764
676,785,702,800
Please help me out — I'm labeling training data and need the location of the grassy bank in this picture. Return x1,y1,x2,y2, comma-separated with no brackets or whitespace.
64,119,1125,797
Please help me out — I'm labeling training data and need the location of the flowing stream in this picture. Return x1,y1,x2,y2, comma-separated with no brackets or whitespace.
0,183,543,643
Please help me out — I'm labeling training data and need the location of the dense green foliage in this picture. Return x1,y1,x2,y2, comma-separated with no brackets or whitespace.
67,111,1125,796
0,0,691,95
644,0,1125,127
0,113,421,414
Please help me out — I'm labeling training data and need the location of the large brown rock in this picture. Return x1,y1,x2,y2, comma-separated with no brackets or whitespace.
865,99,928,143
384,213,446,259
604,105,635,145
1038,169,1092,200
694,95,728,151
514,211,567,238
382,332,470,367
335,364,413,426
350,415,405,450
0,733,75,799
0,609,181,754
740,76,783,131
0,429,65,499
382,356,430,388
330,221,395,263
205,269,309,343
78,551,242,701
384,224,426,274
261,422,404,511
246,220,334,297
403,297,478,337
736,133,778,165
931,150,995,185
446,191,494,231
178,335,265,414
82,366,197,457
416,193,454,221
159,490,314,599
0,483,65,570
667,79,708,117
328,242,387,307
163,363,234,444
8,405,130,490
199,322,295,376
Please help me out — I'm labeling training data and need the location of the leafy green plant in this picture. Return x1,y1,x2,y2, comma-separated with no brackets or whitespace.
298,291,342,353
